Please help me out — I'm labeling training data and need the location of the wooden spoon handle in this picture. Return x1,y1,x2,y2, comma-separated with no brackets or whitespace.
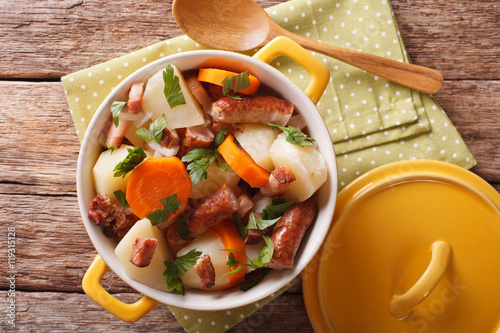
278,28,443,94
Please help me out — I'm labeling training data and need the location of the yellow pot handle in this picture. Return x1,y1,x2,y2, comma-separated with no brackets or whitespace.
253,36,330,105
82,255,159,323
390,241,452,319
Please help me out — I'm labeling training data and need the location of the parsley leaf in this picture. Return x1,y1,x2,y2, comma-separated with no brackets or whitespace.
181,128,230,184
113,189,128,211
251,236,274,267
104,141,115,154
135,114,168,143
111,101,127,127
222,235,275,271
182,148,217,184
221,72,251,99
113,146,146,178
163,64,186,108
146,194,182,226
261,198,297,220
163,249,202,295
247,213,281,231
268,123,315,147
219,252,243,279
176,218,190,241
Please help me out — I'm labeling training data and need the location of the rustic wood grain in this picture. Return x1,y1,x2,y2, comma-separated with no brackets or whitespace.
0,0,498,80
0,291,312,332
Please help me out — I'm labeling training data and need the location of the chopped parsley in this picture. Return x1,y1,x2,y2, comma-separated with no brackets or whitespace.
163,249,202,295
104,141,115,154
181,128,231,184
221,236,275,280
111,101,127,127
221,71,251,100
113,146,146,178
163,64,186,108
113,189,128,211
268,123,315,147
261,198,297,220
135,114,168,143
146,194,182,226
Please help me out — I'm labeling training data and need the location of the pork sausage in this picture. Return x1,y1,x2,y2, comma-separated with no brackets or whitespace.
211,96,294,126
265,200,317,270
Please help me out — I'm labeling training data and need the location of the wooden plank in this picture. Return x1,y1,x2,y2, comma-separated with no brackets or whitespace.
0,80,498,198
0,291,313,332
0,0,498,80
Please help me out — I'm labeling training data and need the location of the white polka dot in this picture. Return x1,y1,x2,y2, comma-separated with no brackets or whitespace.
99,80,104,84
440,150,445,154
444,122,449,127
379,96,383,100
355,112,360,116
284,18,288,22
197,318,202,323
75,97,79,102
334,65,339,70
341,22,345,27
368,88,373,92
352,30,357,34
86,105,91,110
399,153,403,158
177,48,182,52
240,314,244,318
288,68,292,73
387,51,391,56
371,160,375,165
338,116,343,121
442,136,447,141
367,119,372,123
255,302,260,307
370,25,374,30
349,124,354,128
312,20,316,25
453,153,457,158
124,62,128,67
365,5,369,9
367,135,371,139
340,84,344,89
327,109,332,114
142,57,147,62
306,32,311,37
346,42,351,46
295,25,299,30
381,32,386,37
384,131,388,135
93,92,97,97
332,128,337,133
290,5,294,10
386,150,390,155
466,157,470,162
427,146,432,151
388,19,392,24
373,147,377,151
375,44,380,49
301,12,305,17
346,73,351,77
347,10,351,15
336,3,340,7
160,53,165,57
184,315,188,320
225,325,229,329
342,167,347,172
81,85,86,89
69,77,74,82
359,17,363,22
117,75,122,80
333,97,338,101
413,143,418,148
376,12,380,17
334,35,339,40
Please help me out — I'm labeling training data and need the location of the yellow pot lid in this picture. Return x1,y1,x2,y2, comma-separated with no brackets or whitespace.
303,160,500,333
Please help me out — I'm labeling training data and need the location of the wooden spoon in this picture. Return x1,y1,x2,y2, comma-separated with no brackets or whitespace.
172,0,443,94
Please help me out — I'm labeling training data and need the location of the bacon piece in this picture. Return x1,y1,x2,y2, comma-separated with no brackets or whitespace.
266,200,317,270
245,228,264,245
185,75,213,115
212,96,294,126
88,193,138,241
236,191,254,218
105,119,131,149
177,125,215,157
210,122,232,136
104,82,144,148
286,114,307,131
260,166,296,197
130,237,157,267
160,128,180,149
194,254,216,289
126,82,144,114
166,184,240,253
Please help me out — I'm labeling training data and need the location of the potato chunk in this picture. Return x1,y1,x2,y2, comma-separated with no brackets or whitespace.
115,218,173,291
178,230,230,291
269,133,327,202
142,65,205,129
92,145,134,203
233,123,278,172
189,161,240,199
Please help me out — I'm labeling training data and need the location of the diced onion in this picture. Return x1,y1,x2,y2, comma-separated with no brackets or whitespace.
119,111,145,122
147,140,179,157
134,111,153,128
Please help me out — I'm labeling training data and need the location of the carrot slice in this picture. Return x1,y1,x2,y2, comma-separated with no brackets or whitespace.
197,68,260,95
126,157,191,221
217,134,270,188
210,219,246,289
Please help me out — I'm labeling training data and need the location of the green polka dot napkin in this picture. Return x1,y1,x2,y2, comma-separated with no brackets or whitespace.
62,0,475,331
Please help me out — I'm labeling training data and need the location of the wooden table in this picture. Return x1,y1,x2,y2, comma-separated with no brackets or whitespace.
1,0,498,331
